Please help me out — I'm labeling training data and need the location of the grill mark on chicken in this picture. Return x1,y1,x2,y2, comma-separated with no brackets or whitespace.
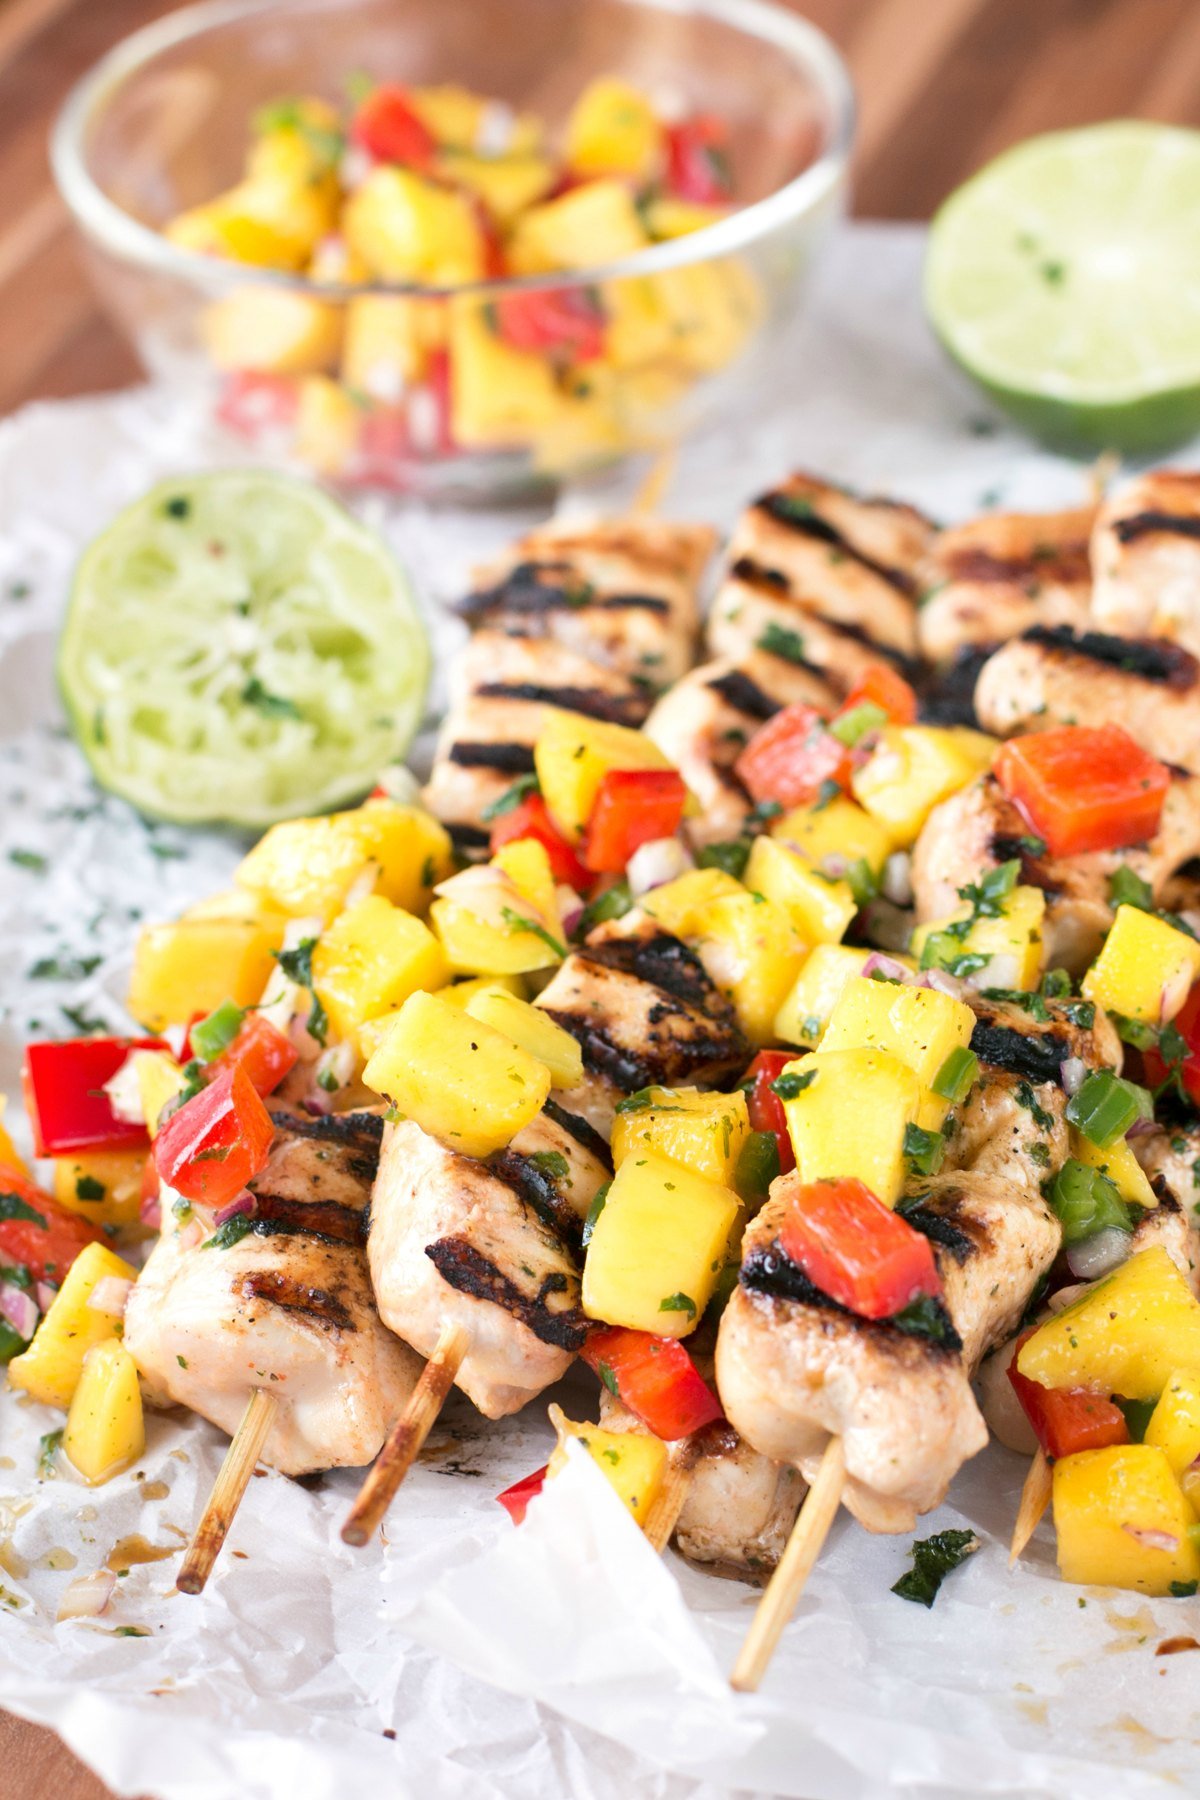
726,557,920,675
268,1110,384,1151
425,1237,590,1350
1024,624,1199,689
540,1010,665,1092
447,822,491,851
446,741,537,774
542,1098,613,1171
460,562,671,621
244,1191,365,1244
896,1197,977,1262
240,1269,356,1333
486,1147,581,1246
705,669,782,720
473,680,646,725
1114,511,1200,546
968,1021,1070,1085
943,544,1090,586
582,931,719,1009
740,1240,962,1355
756,493,918,596
917,646,990,726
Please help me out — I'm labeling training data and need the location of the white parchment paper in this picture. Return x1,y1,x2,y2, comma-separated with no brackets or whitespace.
2,223,1199,1800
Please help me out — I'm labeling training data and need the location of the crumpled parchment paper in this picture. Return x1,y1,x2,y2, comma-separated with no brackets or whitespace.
1,223,1198,1800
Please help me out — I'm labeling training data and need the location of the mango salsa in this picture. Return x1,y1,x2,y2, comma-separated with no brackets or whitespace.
9,1242,138,1410
237,801,452,923
535,710,679,844
63,1340,145,1485
312,896,448,1040
1053,1445,1200,1596
611,1086,750,1188
128,915,284,1031
547,1405,668,1525
53,1149,147,1236
691,889,806,1046
1016,1248,1200,1401
582,1150,738,1336
851,727,997,846
780,1048,922,1206
1081,904,1200,1023
819,977,975,1128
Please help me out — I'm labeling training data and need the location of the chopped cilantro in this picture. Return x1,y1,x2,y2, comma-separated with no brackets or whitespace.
480,773,540,823
891,1528,980,1606
771,1070,816,1101
500,907,566,961
658,1292,697,1319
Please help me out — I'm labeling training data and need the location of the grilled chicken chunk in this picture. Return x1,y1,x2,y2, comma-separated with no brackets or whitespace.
533,920,750,1137
911,769,1200,972
367,1101,610,1418
944,1065,1068,1191
423,630,651,843
725,474,932,662
643,650,839,847
916,505,1094,665
459,518,715,688
975,627,1200,768
124,1111,422,1476
1091,472,1200,656
717,1170,1060,1533
706,559,919,692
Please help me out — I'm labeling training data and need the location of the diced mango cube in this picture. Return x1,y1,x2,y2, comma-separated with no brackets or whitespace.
910,883,1046,990
643,198,728,240
819,976,975,1127
1082,905,1200,1024
781,1048,922,1206
344,166,485,284
464,988,583,1088
1053,1444,1200,1596
128,916,284,1031
53,1150,147,1236
639,868,742,937
362,991,551,1158
772,794,894,881
1145,1369,1200,1477
202,286,342,375
431,863,564,975
447,296,579,447
63,1340,145,1485
773,945,883,1047
852,727,997,846
1017,1248,1200,1401
743,836,856,945
342,295,436,396
491,838,560,929
565,79,663,181
294,376,361,477
691,889,806,1045
582,1150,738,1336
409,84,541,154
0,1096,30,1178
535,709,679,844
236,801,452,922
1070,1129,1158,1211
508,179,649,275
437,149,555,224
312,896,448,1041
9,1242,138,1410
611,1086,750,1188
648,259,758,373
547,1406,668,1525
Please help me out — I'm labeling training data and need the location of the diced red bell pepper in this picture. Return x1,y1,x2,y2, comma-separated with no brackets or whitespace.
581,1326,723,1439
493,287,606,362
994,726,1170,858
351,85,435,169
777,1177,943,1321
665,115,733,205
22,1037,167,1157
839,662,917,727
489,793,591,890
153,1064,274,1210
1006,1330,1130,1459
583,769,688,874
209,1013,298,1098
0,1165,104,1285
734,704,852,810
495,1464,549,1525
216,372,298,440
741,1050,796,1176
1143,981,1200,1103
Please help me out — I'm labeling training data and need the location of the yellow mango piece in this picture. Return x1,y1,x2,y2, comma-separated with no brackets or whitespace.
852,726,997,847
534,709,678,844
1053,1445,1200,1597
430,862,564,976
246,99,341,183
294,376,361,478
63,1340,145,1486
1082,905,1200,1024
183,886,285,925
129,1049,185,1138
237,801,452,923
1145,1369,1200,1477
819,976,975,1127
1017,1247,1200,1401
342,295,439,396
167,176,336,270
465,988,583,1088
492,838,560,928
547,1407,668,1525
410,84,541,154
910,883,1046,990
582,1149,738,1336
781,1048,922,1206
773,945,885,1048
1070,1129,1158,1211
201,286,341,375
362,991,551,1158
9,1243,138,1410
312,896,448,1041
691,889,807,1046
344,166,485,284
603,278,675,369
611,1086,749,1188
639,868,742,937
743,836,856,945
437,148,555,224
128,916,284,1031
0,1096,30,1178
437,974,528,1008
772,794,894,881
508,179,649,275
643,197,728,240
565,78,663,180
447,297,576,448
53,1150,147,1236
648,259,758,374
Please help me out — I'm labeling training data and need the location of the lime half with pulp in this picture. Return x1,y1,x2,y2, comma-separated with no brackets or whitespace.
59,470,429,827
925,121,1200,455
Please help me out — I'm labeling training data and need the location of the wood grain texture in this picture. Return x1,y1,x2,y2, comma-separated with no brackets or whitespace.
1,0,1198,1792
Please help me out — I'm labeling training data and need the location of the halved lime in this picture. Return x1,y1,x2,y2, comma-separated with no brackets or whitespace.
925,122,1200,455
59,470,429,827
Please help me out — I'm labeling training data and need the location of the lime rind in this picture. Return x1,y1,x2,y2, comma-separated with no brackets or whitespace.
58,470,429,827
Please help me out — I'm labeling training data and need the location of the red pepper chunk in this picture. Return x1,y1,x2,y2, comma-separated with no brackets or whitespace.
665,116,733,205
0,1164,105,1285
1143,981,1200,1103
495,1464,549,1525
994,726,1170,858
209,1013,298,1098
741,1050,796,1176
734,704,852,810
489,794,591,889
351,85,435,169
493,288,606,362
23,1037,167,1157
1006,1331,1129,1459
583,769,688,874
777,1178,943,1321
839,662,917,726
154,1065,274,1210
581,1327,724,1440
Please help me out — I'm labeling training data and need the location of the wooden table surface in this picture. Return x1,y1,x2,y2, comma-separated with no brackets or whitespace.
4,0,1200,1792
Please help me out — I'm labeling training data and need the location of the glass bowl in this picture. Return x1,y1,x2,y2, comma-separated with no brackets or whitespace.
53,0,854,501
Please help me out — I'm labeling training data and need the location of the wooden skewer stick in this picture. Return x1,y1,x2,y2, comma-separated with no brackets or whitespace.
730,1435,846,1694
177,1388,278,1596
1009,1446,1052,1566
341,1319,470,1547
643,1447,693,1555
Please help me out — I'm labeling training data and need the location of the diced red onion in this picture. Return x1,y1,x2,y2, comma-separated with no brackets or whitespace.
213,1191,256,1228
1060,1056,1088,1096
882,851,913,908
343,865,379,909
627,837,692,898
86,1276,133,1318
1066,1227,1132,1282
917,968,971,1000
140,1183,162,1231
979,953,1021,992
57,1568,117,1622
0,1281,38,1341
101,1055,142,1126
820,853,849,880
370,764,421,807
1161,971,1192,1025
1126,1116,1158,1139
35,1281,58,1314
556,885,583,937
860,952,912,985
1123,1525,1179,1552
314,1041,356,1097
302,1091,333,1117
